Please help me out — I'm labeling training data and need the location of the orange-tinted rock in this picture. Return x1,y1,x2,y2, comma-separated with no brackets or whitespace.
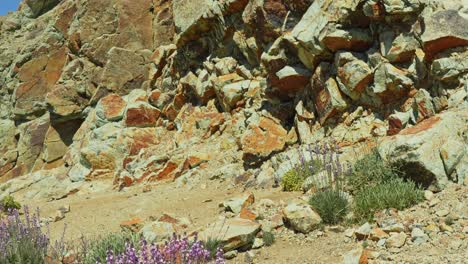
311,63,348,124
120,217,143,233
124,102,161,127
421,10,468,60
99,94,127,121
241,116,287,160
240,207,258,221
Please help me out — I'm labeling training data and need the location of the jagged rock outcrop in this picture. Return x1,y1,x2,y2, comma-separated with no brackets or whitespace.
0,0,467,189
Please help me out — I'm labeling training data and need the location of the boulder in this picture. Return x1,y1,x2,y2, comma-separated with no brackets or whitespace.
241,116,287,161
337,59,373,100
322,27,372,52
386,232,407,248
274,66,311,94
25,0,62,18
311,62,349,124
380,31,420,63
381,0,423,15
282,199,322,234
343,247,368,264
421,10,468,59
289,0,365,69
378,109,468,188
355,222,372,240
412,89,435,123
140,221,175,242
124,102,161,127
431,49,468,87
373,63,413,103
199,218,261,252
96,94,127,122
222,193,255,214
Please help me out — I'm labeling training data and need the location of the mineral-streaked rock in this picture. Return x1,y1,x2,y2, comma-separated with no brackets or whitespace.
282,199,322,234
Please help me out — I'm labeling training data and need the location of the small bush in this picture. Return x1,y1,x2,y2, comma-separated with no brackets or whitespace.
309,189,348,224
203,237,223,259
347,150,400,193
80,232,140,264
353,178,424,222
1,195,21,212
262,231,275,247
281,169,304,192
0,208,49,263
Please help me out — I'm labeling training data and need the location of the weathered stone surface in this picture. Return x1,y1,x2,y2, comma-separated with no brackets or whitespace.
322,27,372,52
289,0,364,69
282,199,322,234
421,10,468,59
241,116,287,160
381,0,423,15
311,62,349,124
343,247,368,264
12,114,50,179
378,109,468,188
222,193,255,214
0,120,18,180
412,89,435,123
124,102,161,128
431,49,468,87
14,48,68,118
386,232,407,248
25,0,61,18
373,63,413,103
337,59,373,100
96,94,127,122
200,218,261,252
381,31,420,63
100,48,148,94
274,66,310,94
140,221,175,242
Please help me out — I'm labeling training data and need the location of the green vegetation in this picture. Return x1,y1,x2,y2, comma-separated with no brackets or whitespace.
262,231,275,247
346,150,400,193
203,237,223,259
80,232,140,264
353,178,424,222
282,159,323,192
281,169,304,192
1,195,21,212
309,189,349,224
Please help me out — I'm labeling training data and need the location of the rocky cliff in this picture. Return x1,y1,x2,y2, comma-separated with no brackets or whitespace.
0,0,467,192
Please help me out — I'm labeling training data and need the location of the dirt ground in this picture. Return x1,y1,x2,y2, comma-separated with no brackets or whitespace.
26,178,354,264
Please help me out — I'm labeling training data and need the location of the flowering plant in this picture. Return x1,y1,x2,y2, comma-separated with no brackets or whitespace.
103,233,225,264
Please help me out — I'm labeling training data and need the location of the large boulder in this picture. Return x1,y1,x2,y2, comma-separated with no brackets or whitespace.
241,116,288,161
288,0,366,69
421,9,468,60
378,109,468,189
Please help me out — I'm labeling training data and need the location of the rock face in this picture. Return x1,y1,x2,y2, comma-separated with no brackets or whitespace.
378,109,468,189
0,0,467,190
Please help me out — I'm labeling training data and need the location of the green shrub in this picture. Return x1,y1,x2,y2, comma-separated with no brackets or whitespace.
353,178,424,222
347,150,400,193
1,195,21,212
309,189,349,224
281,169,304,192
262,231,275,247
203,237,223,259
80,232,140,264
